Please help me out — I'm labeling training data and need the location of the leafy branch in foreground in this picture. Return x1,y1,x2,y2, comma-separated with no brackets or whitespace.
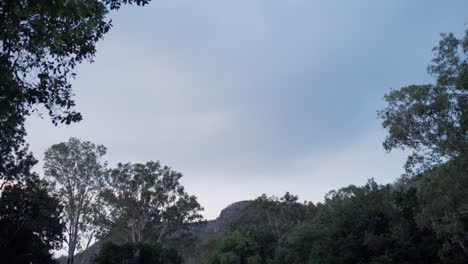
0,0,151,186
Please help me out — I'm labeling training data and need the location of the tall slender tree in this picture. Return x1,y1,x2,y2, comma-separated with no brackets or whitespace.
44,138,107,264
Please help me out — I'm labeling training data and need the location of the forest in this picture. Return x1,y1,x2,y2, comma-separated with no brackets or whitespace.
0,1,467,264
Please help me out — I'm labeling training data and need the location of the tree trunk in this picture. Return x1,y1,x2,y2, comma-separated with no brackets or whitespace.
157,223,168,243
79,230,96,264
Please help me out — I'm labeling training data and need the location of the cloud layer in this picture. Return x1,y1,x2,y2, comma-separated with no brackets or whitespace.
26,0,468,219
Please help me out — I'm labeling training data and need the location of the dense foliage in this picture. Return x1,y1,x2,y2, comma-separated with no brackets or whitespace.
0,178,64,264
277,180,442,264
205,174,465,263
208,231,265,264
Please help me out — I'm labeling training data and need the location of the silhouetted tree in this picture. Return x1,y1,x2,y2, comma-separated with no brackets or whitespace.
0,178,64,264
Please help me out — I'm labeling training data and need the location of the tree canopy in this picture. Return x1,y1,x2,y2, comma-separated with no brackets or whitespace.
44,137,108,264
100,161,204,244
379,31,468,176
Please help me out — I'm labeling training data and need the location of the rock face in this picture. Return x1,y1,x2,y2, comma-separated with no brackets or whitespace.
189,200,251,235
175,200,251,264
215,200,251,229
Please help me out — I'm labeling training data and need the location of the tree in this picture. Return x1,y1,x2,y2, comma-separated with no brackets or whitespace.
278,180,441,264
379,28,468,259
208,231,261,264
100,161,204,244
0,0,151,186
379,30,467,176
44,138,108,264
0,178,65,264
412,159,468,262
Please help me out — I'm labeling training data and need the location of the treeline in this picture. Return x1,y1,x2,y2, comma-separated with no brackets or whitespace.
206,161,466,263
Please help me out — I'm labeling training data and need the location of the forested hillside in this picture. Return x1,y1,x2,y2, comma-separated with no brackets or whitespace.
167,160,466,264
202,166,467,264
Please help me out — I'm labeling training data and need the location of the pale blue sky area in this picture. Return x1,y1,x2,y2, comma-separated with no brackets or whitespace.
26,0,468,219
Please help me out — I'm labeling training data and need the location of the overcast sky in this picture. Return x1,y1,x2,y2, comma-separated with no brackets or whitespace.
26,0,468,219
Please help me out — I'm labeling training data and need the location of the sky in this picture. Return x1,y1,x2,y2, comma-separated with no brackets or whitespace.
26,0,468,220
